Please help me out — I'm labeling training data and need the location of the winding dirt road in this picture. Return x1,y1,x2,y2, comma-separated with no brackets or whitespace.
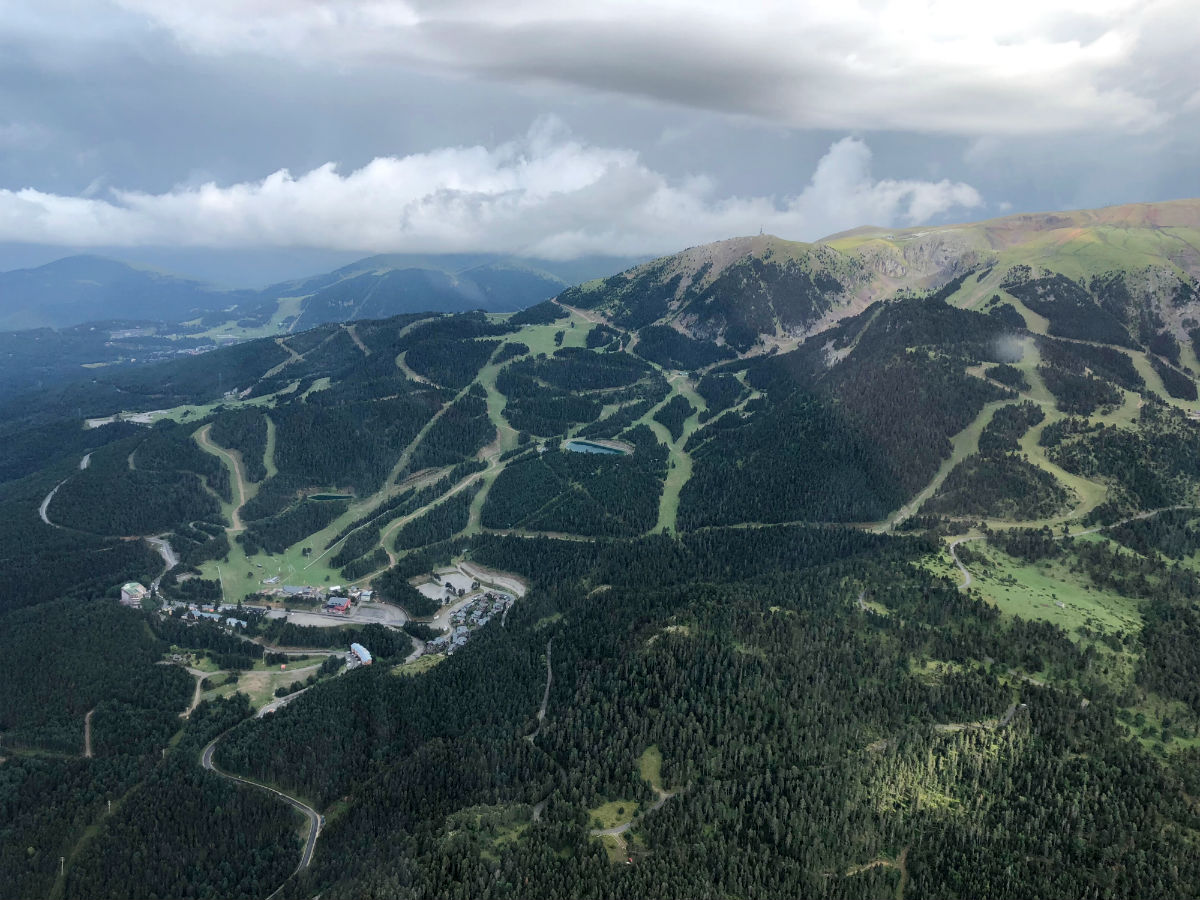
948,537,978,590
83,709,94,758
180,666,213,718
589,787,676,842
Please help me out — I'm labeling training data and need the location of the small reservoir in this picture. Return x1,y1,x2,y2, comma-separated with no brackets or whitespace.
564,440,628,455
308,493,354,501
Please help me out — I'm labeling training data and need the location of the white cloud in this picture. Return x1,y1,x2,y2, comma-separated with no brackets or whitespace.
106,0,1188,135
0,122,982,257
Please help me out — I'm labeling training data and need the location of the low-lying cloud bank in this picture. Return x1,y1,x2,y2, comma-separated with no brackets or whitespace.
0,121,982,258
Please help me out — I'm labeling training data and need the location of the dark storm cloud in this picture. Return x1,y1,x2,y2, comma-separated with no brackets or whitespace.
0,0,1196,267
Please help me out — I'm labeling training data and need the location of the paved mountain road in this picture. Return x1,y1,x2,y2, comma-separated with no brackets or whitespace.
201,735,323,890
38,478,67,527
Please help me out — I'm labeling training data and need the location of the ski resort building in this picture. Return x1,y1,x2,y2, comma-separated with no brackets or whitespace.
350,643,373,666
120,582,149,606
325,596,352,614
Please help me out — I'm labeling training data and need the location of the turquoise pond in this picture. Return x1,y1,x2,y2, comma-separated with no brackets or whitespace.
564,440,627,455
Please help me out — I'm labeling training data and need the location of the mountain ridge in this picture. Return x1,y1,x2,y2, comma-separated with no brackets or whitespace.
559,198,1200,355
0,251,644,333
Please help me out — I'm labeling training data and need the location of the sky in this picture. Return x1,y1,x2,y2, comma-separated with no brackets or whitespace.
0,0,1198,284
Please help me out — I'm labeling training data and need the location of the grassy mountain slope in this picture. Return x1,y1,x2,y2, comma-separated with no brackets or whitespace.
559,199,1200,355
824,199,1200,286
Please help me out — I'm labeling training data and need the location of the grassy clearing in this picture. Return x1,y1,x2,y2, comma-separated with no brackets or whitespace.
1120,690,1200,752
187,654,221,673
189,296,306,342
1179,340,1200,380
194,423,258,525
914,552,966,587
1002,295,1051,335
205,663,320,709
510,313,594,356
637,745,664,792
957,543,1143,639
300,376,331,400
394,654,445,677
1007,337,1053,402
1013,411,1107,527
476,357,520,454
588,800,639,831
655,376,709,534
94,381,296,429
197,531,347,600
442,804,532,861
463,465,499,535
1124,348,1198,411
598,834,626,863
958,354,1110,528
479,821,529,861
251,655,320,671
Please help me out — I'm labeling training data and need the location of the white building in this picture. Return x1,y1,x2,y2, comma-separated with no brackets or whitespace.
120,582,149,607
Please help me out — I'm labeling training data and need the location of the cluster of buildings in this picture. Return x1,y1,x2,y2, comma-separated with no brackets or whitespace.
423,591,514,656
188,609,249,629
263,584,374,612
162,600,261,629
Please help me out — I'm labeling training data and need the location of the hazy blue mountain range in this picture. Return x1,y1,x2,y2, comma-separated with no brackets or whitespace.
0,252,642,333
0,255,255,332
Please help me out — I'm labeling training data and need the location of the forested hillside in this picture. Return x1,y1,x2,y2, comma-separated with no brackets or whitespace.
4,205,1200,899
